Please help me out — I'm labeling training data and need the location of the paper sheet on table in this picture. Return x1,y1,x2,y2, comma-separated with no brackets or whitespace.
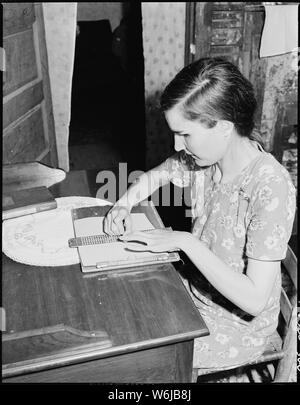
73,213,161,267
259,5,298,57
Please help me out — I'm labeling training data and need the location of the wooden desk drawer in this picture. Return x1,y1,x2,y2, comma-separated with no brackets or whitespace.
3,341,193,383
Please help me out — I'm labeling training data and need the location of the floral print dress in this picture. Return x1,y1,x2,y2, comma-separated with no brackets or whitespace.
161,146,296,370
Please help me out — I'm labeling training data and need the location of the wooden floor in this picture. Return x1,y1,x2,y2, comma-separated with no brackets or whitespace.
68,121,124,171
69,141,123,171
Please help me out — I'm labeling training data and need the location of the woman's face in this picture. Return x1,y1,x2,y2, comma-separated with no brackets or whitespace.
165,106,231,167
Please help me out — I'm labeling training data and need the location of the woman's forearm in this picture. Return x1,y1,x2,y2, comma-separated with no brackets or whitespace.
117,167,170,209
179,233,266,316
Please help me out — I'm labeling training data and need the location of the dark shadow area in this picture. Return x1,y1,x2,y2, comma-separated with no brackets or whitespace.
69,3,146,172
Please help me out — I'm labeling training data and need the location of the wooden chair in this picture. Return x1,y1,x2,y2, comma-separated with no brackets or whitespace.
192,245,297,383
3,162,66,193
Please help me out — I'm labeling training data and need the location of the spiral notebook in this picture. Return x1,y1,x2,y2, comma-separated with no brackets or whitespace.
71,203,180,273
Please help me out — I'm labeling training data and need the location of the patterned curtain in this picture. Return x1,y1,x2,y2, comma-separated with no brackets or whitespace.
141,2,186,169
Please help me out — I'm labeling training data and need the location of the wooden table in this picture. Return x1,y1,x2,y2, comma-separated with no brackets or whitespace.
2,170,209,383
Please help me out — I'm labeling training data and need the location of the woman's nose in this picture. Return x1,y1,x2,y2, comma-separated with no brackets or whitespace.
174,135,185,152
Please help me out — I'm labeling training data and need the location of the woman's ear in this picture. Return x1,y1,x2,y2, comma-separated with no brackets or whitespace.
216,120,234,137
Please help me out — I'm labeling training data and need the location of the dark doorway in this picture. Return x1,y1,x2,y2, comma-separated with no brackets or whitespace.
69,3,146,172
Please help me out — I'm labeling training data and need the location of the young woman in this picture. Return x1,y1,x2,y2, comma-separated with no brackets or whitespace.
103,58,296,371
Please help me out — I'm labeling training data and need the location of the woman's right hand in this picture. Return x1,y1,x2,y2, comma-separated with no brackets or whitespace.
103,204,132,235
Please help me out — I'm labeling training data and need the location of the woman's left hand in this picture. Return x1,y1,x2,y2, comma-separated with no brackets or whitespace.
119,229,188,253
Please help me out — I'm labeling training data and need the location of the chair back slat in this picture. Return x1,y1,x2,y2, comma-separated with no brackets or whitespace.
275,245,297,382
279,245,297,335
274,307,297,382
291,207,297,235
280,289,293,326
282,245,297,288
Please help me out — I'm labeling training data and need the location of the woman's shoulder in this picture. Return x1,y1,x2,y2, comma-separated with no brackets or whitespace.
255,152,294,180
250,152,296,194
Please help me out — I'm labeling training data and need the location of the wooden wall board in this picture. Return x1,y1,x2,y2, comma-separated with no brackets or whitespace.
3,108,47,164
194,3,212,60
211,27,243,46
244,9,268,127
212,2,245,11
188,2,268,128
3,29,38,96
3,3,35,37
39,152,52,166
210,45,240,65
3,81,44,129
2,2,58,168
212,11,243,27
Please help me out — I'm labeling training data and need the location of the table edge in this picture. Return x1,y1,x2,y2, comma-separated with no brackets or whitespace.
2,328,209,379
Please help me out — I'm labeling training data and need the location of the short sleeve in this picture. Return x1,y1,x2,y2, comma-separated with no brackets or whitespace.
246,164,296,261
160,151,193,188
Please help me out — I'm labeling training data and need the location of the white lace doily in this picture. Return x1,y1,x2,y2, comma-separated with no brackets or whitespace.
2,196,112,267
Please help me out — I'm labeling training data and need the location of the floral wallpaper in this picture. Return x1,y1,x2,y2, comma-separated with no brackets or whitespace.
43,2,77,172
141,2,186,169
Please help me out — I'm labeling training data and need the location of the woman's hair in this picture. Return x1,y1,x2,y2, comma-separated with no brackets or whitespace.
160,57,264,147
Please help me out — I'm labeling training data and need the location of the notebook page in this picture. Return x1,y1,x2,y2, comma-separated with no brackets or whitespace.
74,213,162,267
